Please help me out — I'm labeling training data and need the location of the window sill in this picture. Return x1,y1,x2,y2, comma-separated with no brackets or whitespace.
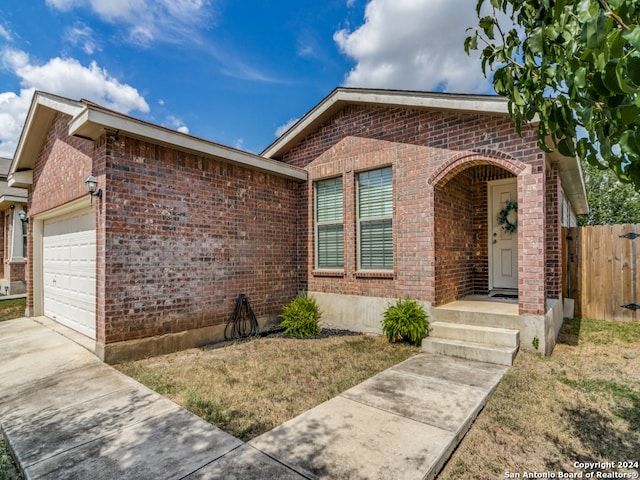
312,270,345,277
355,270,394,279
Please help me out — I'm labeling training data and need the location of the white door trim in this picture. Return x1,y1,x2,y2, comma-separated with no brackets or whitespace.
487,178,518,292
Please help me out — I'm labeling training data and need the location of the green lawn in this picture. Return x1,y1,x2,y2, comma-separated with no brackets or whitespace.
0,298,26,323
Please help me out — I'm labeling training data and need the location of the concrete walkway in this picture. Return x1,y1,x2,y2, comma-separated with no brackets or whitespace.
0,317,508,480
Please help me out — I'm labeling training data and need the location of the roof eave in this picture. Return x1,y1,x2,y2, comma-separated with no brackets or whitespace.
262,87,514,159
547,149,589,215
69,106,307,182
9,92,85,181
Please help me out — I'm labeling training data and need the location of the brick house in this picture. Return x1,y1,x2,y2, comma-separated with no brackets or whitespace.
9,88,587,363
0,157,28,296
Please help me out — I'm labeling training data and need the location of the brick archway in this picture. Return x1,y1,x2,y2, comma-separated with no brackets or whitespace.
428,150,527,188
431,151,524,306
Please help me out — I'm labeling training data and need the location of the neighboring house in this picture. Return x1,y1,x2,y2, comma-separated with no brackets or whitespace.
0,157,28,296
9,88,587,363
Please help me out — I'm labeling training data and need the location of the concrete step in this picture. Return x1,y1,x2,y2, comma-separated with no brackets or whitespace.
429,322,519,348
422,338,518,366
431,307,521,330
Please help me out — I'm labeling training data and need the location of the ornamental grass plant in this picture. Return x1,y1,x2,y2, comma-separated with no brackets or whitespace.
382,297,429,346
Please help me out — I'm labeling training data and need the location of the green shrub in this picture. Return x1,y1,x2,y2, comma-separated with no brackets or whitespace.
280,293,322,338
382,298,429,346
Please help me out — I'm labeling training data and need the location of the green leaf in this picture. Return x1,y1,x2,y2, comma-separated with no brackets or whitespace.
512,87,526,106
615,60,637,94
574,67,587,88
479,16,496,40
557,137,576,157
584,11,606,49
619,130,639,157
464,35,478,54
604,60,623,94
577,0,599,21
527,27,544,54
623,26,640,50
626,55,640,85
620,107,640,125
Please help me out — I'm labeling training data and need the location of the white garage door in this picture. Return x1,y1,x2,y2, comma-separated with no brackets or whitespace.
43,208,96,339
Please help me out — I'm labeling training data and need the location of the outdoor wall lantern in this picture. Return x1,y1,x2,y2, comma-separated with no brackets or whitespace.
17,208,28,224
85,173,102,207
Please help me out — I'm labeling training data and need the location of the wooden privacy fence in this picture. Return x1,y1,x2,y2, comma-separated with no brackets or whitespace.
566,224,640,322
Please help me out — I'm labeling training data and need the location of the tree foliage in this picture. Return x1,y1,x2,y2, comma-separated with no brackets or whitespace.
578,159,640,224
466,0,640,187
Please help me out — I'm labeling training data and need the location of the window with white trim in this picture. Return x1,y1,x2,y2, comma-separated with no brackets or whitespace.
315,177,344,269
357,167,393,270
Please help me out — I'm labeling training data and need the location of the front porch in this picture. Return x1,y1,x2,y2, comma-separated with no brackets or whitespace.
424,295,564,364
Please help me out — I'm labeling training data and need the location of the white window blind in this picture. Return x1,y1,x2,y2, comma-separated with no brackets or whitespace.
315,177,344,269
358,167,393,270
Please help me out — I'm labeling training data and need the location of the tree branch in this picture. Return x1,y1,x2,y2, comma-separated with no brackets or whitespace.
598,0,630,30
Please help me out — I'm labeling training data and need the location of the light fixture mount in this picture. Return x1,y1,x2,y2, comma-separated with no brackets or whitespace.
85,173,102,207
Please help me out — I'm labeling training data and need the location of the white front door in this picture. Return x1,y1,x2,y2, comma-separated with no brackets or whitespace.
489,179,518,291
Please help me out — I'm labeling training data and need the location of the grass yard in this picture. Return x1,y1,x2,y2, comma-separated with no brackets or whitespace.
0,299,25,323
438,317,640,479
117,334,419,441
2,314,638,479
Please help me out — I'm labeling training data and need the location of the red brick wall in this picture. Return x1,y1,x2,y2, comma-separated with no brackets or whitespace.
28,114,302,345
100,135,301,343
546,164,561,299
278,104,549,314
30,113,94,216
435,169,474,304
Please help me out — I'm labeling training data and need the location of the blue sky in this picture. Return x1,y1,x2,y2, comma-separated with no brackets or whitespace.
0,0,493,158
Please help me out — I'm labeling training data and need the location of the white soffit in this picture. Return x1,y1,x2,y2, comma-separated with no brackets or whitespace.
69,106,307,181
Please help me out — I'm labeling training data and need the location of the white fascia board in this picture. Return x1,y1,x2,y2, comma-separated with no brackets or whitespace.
0,195,28,206
262,88,518,159
8,170,33,188
69,107,307,181
10,92,84,177
549,151,589,215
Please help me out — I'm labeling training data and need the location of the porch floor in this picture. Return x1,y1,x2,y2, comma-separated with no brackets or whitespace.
437,295,519,316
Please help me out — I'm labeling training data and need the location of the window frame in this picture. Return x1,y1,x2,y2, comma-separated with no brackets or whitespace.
356,166,394,272
314,176,344,271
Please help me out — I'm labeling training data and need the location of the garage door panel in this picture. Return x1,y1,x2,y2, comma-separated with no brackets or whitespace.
43,208,96,339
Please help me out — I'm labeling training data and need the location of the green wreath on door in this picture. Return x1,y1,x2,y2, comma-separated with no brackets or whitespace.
497,200,517,234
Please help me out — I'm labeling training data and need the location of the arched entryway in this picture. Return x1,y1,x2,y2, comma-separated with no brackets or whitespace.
429,152,527,308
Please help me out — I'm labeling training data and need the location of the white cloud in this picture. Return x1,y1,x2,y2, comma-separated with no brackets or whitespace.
0,89,34,158
334,0,491,93
0,48,149,157
46,0,213,47
275,117,300,138
65,22,100,54
0,25,11,42
165,115,189,134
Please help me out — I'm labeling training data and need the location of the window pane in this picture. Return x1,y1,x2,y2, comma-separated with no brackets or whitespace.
316,178,343,223
358,167,392,218
318,224,344,268
316,177,344,269
360,219,393,269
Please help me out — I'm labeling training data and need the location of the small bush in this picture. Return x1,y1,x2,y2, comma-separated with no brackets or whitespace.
382,297,429,346
280,293,322,338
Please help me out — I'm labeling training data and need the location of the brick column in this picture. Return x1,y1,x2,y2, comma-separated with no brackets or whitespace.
517,167,546,315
